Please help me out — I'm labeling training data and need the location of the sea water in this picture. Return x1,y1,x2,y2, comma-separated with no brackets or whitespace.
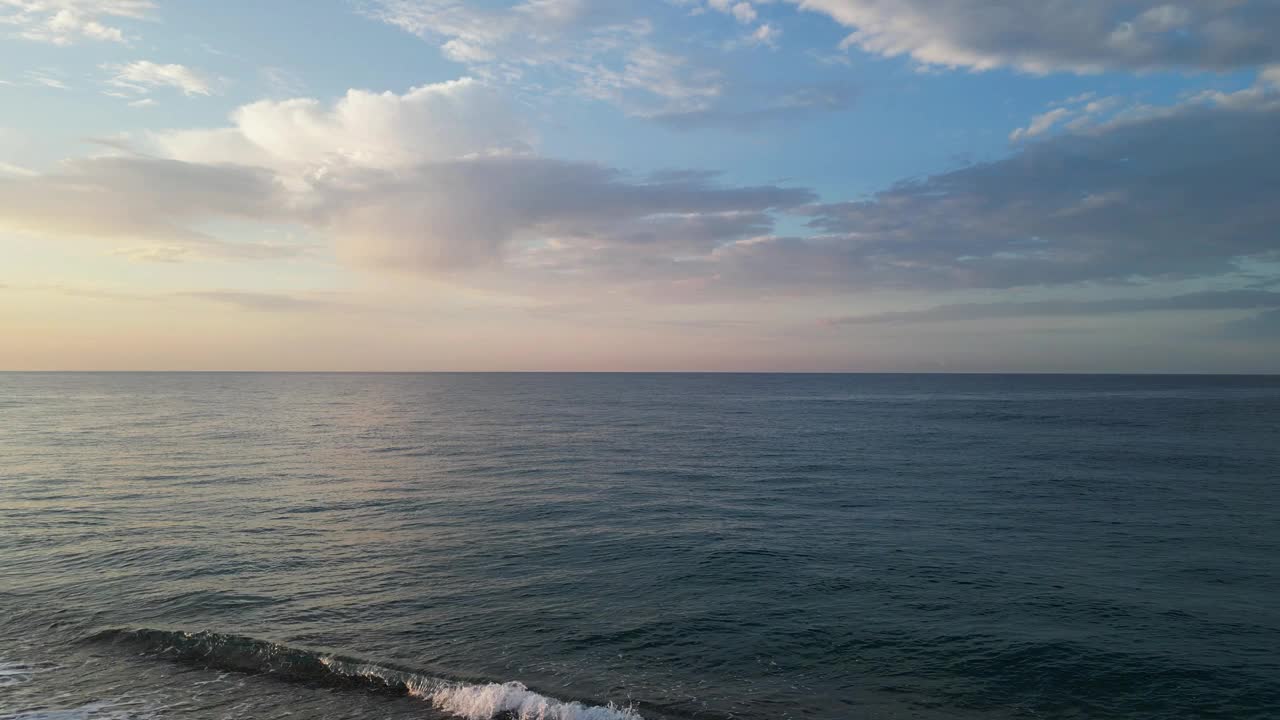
1,373,1277,719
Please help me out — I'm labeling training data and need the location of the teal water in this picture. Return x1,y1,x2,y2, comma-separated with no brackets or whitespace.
1,373,1278,719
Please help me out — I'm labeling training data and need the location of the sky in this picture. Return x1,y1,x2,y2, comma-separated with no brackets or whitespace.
2,0,1278,372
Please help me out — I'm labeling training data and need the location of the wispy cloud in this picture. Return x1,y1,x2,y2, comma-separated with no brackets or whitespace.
648,80,855,131
178,290,353,313
104,60,215,97
362,0,729,116
2,0,153,45
6,283,358,313
23,67,72,89
824,290,1280,325
0,160,36,176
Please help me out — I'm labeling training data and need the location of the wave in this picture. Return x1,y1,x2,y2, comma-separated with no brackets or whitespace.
87,628,643,720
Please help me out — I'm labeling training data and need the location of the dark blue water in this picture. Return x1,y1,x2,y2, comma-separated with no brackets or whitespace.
2,373,1278,720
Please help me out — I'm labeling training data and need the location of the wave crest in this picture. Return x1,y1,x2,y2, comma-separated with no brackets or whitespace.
426,681,641,720
87,628,642,720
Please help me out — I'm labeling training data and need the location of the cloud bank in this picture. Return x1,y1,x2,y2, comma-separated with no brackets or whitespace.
790,0,1280,72
3,72,1278,301
826,289,1280,325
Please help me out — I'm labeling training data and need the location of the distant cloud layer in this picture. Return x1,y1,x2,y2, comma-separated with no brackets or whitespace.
0,155,283,240
3,0,1280,333
3,70,1278,299
792,83,1280,290
790,0,1280,72
825,290,1280,325
0,77,813,273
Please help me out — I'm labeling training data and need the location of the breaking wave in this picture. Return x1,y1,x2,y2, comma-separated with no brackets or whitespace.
88,628,643,720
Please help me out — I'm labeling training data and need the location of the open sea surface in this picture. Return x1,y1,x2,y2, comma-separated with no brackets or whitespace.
1,373,1278,719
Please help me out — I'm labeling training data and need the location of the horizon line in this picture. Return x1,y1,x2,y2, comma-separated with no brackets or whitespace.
1,370,1277,376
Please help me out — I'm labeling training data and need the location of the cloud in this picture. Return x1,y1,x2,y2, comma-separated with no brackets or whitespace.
1010,94,1127,142
363,0,725,115
695,0,778,49
155,77,530,177
707,0,757,24
788,80,1280,291
576,45,723,113
824,289,1280,325
2,79,811,273
316,156,815,271
22,68,71,89
105,61,215,97
108,244,192,262
0,160,36,176
648,80,855,130
108,240,304,262
364,1,791,124
6,74,1277,301
1221,308,1280,338
0,155,297,258
746,22,779,48
9,283,360,312
788,0,1280,73
1,0,153,45
178,290,351,312
366,1,634,70
1009,107,1070,141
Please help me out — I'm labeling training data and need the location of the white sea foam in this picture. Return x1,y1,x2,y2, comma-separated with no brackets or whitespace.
318,656,641,720
414,680,643,720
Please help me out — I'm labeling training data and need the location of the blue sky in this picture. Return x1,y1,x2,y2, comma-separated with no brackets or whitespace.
2,0,1278,371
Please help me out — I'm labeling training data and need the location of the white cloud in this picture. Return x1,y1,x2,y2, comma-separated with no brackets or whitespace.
747,23,780,48
1009,107,1070,141
154,78,531,178
0,160,37,176
1010,94,1132,141
26,68,71,89
363,0,723,115
707,0,757,23
106,61,214,97
788,0,1280,73
1,0,153,45
577,46,722,112
366,0,635,68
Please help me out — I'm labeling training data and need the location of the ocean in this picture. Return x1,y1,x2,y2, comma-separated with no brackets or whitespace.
1,373,1277,720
